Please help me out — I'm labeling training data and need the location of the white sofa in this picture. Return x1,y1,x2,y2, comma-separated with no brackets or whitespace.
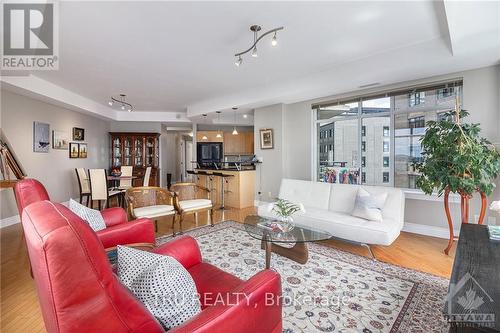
258,178,405,248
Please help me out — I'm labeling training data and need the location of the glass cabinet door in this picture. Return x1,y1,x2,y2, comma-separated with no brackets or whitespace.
123,137,132,166
145,137,156,166
134,137,144,167
112,137,122,167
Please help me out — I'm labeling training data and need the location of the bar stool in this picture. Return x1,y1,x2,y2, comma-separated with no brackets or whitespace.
195,171,213,201
212,172,234,210
186,169,196,182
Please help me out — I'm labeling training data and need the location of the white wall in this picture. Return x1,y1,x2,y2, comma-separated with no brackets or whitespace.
254,104,285,201
255,65,500,231
1,90,110,219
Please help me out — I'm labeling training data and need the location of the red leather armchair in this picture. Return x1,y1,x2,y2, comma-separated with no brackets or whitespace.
22,200,283,333
14,178,155,249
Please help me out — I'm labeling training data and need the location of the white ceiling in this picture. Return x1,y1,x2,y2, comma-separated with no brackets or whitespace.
2,1,499,122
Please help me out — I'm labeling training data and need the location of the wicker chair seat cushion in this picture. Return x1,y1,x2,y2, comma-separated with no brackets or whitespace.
134,205,175,218
179,199,212,211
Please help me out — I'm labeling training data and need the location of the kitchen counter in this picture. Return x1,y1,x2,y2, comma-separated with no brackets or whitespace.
192,168,255,209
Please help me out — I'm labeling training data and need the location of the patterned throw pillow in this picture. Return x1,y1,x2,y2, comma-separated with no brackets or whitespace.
68,199,107,231
351,188,387,222
117,246,201,329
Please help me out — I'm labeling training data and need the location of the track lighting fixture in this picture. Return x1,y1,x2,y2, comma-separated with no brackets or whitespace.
234,25,283,66
108,94,133,112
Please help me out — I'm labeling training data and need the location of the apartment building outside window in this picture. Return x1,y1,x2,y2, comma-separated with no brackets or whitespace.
314,80,462,189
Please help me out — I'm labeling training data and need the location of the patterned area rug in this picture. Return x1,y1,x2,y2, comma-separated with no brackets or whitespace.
157,221,449,333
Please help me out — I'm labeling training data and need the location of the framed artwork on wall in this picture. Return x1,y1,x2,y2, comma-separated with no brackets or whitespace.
72,127,85,141
33,122,50,153
259,128,274,149
69,142,79,158
78,143,88,158
52,130,69,149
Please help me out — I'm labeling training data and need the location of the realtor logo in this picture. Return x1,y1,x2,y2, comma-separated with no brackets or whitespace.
2,1,59,70
444,273,495,328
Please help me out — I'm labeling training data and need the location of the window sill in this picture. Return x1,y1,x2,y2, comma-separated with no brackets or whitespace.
403,189,461,203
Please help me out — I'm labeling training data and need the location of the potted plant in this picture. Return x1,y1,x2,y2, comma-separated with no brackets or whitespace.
267,199,305,232
414,106,500,254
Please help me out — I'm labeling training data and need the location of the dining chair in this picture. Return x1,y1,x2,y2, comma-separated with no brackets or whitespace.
143,166,152,186
75,168,91,206
88,169,121,210
118,166,133,190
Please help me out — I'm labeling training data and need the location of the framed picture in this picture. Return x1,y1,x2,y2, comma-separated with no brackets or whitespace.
33,122,50,153
52,130,69,149
72,127,85,141
259,128,274,149
69,142,79,158
78,143,88,158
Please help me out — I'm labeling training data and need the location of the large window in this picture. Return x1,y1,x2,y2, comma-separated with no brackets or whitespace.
314,80,462,189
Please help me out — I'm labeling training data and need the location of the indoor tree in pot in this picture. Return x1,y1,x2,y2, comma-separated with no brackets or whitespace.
414,105,500,254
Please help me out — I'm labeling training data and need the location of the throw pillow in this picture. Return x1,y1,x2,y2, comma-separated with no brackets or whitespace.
68,198,107,231
351,188,387,222
117,246,201,329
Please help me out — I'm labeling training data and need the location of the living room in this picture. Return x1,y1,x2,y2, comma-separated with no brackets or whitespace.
1,1,500,333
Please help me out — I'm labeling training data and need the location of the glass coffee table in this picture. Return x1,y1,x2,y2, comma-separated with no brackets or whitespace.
244,215,332,269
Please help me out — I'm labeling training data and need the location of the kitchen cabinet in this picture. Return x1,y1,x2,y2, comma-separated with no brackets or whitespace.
223,131,254,155
196,131,223,143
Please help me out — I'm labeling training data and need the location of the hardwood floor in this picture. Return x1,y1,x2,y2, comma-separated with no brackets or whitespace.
0,206,456,332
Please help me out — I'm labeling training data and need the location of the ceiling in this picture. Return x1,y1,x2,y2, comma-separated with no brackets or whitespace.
2,1,499,122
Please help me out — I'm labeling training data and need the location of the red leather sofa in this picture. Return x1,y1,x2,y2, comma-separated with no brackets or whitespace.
14,178,155,249
22,199,283,332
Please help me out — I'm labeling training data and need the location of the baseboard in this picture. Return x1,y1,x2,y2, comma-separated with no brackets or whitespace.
402,222,460,239
0,200,70,229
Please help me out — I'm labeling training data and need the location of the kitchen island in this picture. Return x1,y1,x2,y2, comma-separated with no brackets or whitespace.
193,168,255,209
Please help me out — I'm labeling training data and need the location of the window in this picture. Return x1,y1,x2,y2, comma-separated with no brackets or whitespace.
409,92,425,107
314,80,462,189
437,87,455,99
383,172,390,183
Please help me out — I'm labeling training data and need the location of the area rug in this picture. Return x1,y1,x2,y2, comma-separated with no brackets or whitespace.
157,221,449,333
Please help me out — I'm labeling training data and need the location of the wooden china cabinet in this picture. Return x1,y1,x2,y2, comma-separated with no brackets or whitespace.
109,132,160,186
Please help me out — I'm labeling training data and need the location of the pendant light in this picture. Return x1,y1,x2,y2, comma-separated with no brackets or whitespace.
232,107,238,135
216,111,223,138
201,114,208,140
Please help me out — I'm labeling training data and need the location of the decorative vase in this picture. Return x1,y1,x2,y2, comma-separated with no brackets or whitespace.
278,216,295,232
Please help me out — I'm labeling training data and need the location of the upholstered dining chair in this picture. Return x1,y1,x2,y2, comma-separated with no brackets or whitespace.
118,166,133,190
88,169,121,210
169,182,214,235
75,168,91,206
143,166,152,186
125,186,176,234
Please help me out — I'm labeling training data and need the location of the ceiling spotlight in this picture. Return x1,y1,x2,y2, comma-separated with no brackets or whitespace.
235,56,242,67
251,46,258,58
109,94,133,112
233,25,284,66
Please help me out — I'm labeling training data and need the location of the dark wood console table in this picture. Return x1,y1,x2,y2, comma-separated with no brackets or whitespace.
444,224,500,332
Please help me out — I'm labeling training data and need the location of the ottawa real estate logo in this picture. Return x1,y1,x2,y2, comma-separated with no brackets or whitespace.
2,1,59,70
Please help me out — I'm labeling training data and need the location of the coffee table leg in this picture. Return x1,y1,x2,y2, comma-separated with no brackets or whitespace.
264,236,272,269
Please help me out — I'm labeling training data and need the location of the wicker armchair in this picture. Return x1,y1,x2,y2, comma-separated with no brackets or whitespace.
169,182,214,234
125,187,176,234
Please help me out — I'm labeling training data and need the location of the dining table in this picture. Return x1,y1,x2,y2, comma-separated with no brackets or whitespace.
107,175,138,189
